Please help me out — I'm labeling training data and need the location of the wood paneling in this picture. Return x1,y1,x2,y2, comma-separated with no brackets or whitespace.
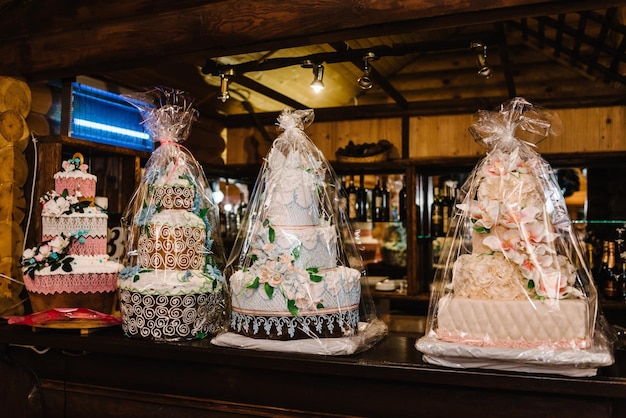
226,106,626,163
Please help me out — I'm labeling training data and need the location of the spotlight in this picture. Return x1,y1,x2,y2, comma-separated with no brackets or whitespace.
470,42,493,79
218,68,234,102
310,63,325,93
357,52,376,90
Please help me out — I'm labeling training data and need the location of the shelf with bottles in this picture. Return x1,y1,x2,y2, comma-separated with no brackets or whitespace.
339,172,408,271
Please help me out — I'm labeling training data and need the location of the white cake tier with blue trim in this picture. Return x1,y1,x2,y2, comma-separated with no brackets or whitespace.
230,265,361,316
249,222,338,270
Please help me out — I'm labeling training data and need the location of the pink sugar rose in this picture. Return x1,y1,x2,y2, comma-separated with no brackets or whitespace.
79,164,88,172
38,244,51,257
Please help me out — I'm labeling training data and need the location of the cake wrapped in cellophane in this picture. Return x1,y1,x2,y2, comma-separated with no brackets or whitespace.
416,97,613,376
118,87,226,341
211,109,387,354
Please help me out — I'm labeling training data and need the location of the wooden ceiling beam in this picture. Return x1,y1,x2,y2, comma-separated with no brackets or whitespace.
2,0,625,80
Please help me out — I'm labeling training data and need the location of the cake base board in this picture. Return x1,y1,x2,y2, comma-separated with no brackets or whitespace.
415,335,614,377
212,320,388,355
31,319,118,336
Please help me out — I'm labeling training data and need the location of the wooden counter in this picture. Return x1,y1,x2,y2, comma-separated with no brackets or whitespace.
0,322,625,418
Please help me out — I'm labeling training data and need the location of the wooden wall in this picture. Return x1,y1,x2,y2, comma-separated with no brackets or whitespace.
226,106,626,163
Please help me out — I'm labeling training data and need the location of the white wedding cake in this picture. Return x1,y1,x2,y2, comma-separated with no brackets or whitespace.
229,147,361,340
434,146,590,348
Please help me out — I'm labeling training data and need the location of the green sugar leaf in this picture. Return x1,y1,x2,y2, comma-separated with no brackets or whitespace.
247,276,260,289
287,299,299,317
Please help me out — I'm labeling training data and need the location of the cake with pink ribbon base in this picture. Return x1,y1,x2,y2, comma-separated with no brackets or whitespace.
21,153,122,314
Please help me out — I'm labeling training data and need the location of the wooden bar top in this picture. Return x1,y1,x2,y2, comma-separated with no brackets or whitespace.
0,322,625,417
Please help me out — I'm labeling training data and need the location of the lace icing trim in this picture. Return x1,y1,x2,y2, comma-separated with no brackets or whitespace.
230,309,359,339
119,289,223,340
24,273,118,294
42,216,107,236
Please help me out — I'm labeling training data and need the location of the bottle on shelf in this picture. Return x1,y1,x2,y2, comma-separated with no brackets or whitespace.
430,186,443,237
347,175,358,221
441,186,450,235
614,240,626,302
596,240,610,283
381,175,390,222
373,176,384,222
601,241,620,300
356,173,368,222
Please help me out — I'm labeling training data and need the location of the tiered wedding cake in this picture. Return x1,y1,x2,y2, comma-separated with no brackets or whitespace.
434,146,590,348
229,138,362,340
22,153,122,313
118,159,224,341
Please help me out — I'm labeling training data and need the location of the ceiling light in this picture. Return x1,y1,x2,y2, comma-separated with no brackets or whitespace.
218,68,234,102
470,42,493,79
310,63,325,93
357,52,376,90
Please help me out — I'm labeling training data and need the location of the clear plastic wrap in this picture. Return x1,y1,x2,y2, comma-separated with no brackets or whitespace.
211,109,387,354
118,88,226,341
415,98,614,375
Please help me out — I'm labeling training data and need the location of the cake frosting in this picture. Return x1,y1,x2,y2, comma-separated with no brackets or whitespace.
21,153,122,314
229,142,362,340
434,146,590,348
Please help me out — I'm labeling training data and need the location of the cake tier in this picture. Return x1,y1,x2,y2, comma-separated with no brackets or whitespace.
137,210,206,270
149,184,194,210
119,289,223,341
118,269,223,295
251,223,338,270
265,166,322,226
435,296,590,348
54,171,97,198
230,266,361,340
42,208,108,256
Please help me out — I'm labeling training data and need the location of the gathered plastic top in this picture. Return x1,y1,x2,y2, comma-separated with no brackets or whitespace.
124,87,198,144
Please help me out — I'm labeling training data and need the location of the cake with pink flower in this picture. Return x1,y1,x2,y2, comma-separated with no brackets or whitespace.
53,154,97,204
434,146,590,349
21,153,122,314
229,145,362,340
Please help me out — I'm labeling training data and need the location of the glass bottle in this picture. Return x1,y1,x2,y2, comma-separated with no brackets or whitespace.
381,175,390,222
347,175,358,221
431,186,443,237
373,176,385,222
441,186,450,235
602,241,619,300
356,174,368,222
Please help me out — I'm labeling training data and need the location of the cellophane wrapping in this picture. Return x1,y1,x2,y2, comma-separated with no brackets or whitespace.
415,97,614,376
118,88,226,341
211,109,387,354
